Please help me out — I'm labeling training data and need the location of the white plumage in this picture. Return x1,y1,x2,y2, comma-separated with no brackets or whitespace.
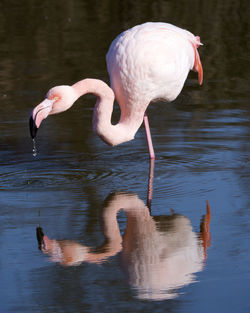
30,22,203,158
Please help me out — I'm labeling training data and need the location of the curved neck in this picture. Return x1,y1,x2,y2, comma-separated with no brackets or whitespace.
85,193,152,263
101,192,154,239
72,78,143,146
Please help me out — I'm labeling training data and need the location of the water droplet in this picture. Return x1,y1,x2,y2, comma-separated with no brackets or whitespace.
32,139,37,157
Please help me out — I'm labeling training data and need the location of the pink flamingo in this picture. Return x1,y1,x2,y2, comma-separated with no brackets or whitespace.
29,22,203,159
36,194,211,300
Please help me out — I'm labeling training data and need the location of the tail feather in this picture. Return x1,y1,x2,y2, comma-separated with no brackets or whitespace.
191,42,203,85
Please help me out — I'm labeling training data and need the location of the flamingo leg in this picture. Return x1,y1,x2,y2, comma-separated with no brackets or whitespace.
143,114,155,160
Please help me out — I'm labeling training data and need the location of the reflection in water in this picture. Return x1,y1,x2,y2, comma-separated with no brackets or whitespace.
36,192,211,301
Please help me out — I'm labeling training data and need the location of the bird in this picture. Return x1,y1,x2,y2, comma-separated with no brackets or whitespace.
29,22,203,159
36,192,211,300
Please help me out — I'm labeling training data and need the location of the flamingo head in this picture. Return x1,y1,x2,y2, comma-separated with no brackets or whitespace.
29,85,78,139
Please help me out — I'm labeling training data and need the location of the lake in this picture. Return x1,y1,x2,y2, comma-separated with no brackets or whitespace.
0,0,249,312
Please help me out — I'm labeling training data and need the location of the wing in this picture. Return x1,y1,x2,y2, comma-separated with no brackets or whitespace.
106,22,201,107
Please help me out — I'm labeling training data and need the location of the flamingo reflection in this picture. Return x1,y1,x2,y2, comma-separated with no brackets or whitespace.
36,193,211,300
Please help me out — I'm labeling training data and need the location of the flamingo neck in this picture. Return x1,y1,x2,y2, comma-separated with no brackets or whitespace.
72,78,142,146
102,193,152,240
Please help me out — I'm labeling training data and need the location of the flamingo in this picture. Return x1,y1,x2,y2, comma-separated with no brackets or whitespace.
36,193,211,300
29,22,203,159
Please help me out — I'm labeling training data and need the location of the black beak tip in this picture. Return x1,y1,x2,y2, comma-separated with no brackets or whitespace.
36,226,45,250
29,116,38,139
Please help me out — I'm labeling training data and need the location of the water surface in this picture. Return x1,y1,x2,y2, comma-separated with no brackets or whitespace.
0,0,249,312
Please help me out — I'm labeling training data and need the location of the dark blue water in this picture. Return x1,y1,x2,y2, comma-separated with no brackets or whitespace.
0,0,249,312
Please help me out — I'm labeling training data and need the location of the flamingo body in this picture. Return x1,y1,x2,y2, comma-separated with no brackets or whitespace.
107,22,202,109
29,22,203,158
37,193,211,300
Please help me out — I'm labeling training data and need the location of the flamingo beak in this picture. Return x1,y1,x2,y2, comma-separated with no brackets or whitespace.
29,115,38,139
36,226,45,250
29,98,55,139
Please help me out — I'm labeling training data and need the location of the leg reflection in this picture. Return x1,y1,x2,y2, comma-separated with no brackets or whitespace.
147,158,155,212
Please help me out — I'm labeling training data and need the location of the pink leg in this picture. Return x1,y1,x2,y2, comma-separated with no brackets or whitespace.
144,114,155,160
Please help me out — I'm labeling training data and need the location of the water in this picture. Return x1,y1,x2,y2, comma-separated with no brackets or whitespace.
0,0,250,312
32,139,37,157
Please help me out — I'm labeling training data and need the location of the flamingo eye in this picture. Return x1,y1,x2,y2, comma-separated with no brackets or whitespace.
48,95,60,102
53,96,60,102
